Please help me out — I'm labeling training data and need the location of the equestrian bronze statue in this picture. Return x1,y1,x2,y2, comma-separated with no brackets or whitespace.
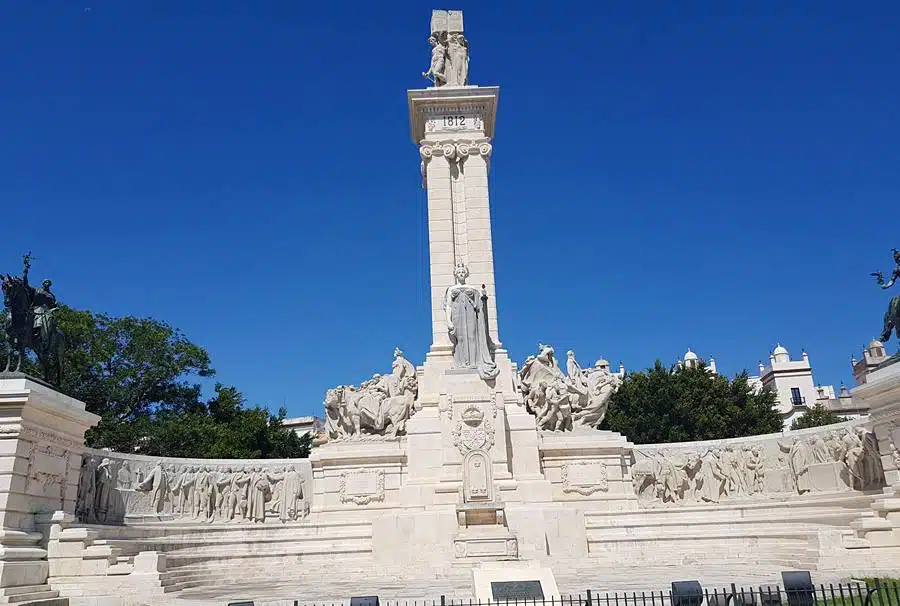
1,253,66,384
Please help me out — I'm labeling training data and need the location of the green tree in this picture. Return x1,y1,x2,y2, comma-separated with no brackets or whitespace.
790,403,847,430
19,306,315,459
600,361,783,444
56,307,214,450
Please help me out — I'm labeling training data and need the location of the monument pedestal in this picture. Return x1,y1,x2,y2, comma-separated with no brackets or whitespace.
0,375,99,602
846,362,900,555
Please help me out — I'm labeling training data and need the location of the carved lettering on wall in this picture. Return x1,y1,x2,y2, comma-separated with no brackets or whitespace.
425,113,484,133
339,470,385,506
561,462,609,496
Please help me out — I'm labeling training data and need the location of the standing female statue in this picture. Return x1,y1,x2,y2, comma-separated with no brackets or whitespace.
444,262,498,380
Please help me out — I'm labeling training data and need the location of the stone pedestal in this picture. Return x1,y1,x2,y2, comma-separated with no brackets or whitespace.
538,429,638,510
0,375,99,603
309,439,405,519
846,362,900,555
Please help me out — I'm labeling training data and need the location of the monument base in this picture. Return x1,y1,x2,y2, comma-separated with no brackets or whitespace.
471,561,560,601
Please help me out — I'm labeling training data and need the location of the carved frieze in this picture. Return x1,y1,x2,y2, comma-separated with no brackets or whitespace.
75,452,310,525
632,424,885,508
339,469,385,506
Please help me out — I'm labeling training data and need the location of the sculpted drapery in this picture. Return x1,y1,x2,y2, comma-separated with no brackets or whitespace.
444,263,498,380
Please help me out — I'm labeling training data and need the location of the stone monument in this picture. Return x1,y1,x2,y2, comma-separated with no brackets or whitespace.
0,11,893,605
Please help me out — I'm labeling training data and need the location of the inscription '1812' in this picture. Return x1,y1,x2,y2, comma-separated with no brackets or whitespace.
426,113,483,133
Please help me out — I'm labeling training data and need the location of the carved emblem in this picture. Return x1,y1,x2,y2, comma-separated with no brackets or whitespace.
451,401,495,454
561,462,609,496
339,470,385,506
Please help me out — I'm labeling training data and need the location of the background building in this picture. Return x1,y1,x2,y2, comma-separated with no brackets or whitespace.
282,415,326,444
852,339,890,385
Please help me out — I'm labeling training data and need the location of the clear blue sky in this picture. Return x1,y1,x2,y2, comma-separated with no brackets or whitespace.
1,2,898,417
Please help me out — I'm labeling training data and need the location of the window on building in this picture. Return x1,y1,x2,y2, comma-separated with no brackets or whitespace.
790,387,805,406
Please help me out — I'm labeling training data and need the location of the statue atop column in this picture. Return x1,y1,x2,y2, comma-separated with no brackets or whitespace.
1,252,66,384
871,248,900,343
422,10,469,87
444,262,498,380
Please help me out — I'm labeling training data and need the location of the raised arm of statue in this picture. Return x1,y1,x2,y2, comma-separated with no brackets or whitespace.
21,253,31,287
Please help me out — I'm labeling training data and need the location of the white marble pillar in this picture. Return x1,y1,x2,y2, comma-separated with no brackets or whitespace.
409,86,502,358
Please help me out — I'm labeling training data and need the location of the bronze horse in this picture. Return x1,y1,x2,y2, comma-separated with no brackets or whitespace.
1,274,65,384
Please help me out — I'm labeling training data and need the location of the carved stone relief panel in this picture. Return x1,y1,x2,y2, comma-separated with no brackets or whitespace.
631,422,885,508
463,450,492,502
339,469,385,506
75,450,311,525
561,462,609,496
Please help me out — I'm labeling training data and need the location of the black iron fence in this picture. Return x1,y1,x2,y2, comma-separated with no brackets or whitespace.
275,579,900,606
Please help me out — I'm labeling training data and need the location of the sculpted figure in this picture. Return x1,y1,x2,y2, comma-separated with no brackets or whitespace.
94,458,113,523
248,467,270,523
809,435,830,464
571,357,621,427
698,449,726,503
632,456,659,505
859,428,883,489
268,465,305,522
422,33,447,86
445,263,498,380
116,460,133,490
683,454,702,501
871,248,900,343
779,439,812,494
445,33,469,86
743,446,764,495
1,253,66,383
76,457,97,522
324,349,417,440
194,467,214,520
136,461,168,514
520,345,570,430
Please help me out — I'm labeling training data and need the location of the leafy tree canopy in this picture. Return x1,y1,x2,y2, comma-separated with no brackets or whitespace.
0,306,310,459
790,403,847,431
600,360,783,444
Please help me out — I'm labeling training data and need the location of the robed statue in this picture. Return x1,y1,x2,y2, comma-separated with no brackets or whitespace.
444,262,498,380
872,248,900,343
1,253,66,384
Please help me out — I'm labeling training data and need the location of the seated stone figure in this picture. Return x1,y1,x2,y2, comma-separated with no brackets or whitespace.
324,348,418,440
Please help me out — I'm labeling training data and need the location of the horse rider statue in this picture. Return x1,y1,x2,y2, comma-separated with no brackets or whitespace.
872,248,900,344
2,253,66,384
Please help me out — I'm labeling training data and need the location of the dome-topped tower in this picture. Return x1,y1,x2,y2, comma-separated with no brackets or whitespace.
772,343,790,364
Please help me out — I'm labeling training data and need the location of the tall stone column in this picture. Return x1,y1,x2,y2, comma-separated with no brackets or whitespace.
0,376,99,602
408,86,514,399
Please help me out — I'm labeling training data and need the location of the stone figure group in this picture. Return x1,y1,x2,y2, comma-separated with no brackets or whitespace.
422,30,469,87
324,348,418,440
518,345,621,431
76,457,117,523
76,454,308,525
633,426,884,507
